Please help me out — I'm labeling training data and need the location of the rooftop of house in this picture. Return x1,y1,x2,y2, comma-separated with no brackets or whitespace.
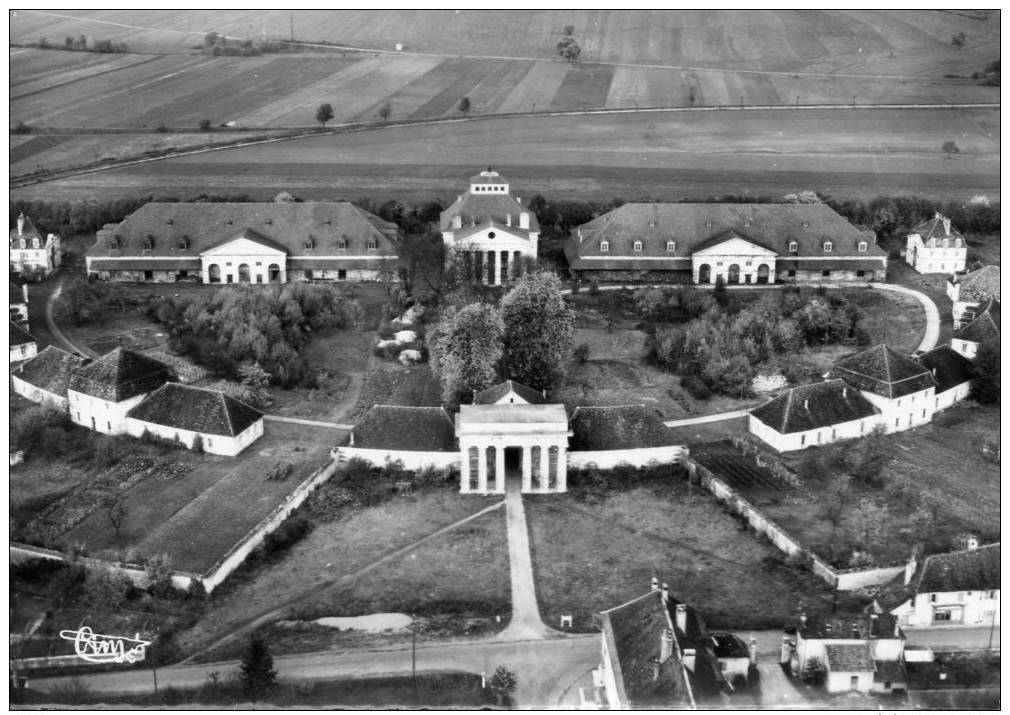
568,203,884,262
126,382,262,437
9,280,25,304
874,660,907,684
569,405,677,451
350,405,456,451
797,612,900,641
823,643,876,673
12,345,88,397
952,298,1000,345
10,320,36,347
469,167,511,185
440,195,539,234
950,264,1000,302
910,212,963,241
749,379,880,434
916,543,1000,594
67,347,175,402
708,633,750,660
827,344,936,399
473,379,546,405
457,403,569,425
9,213,45,243
915,345,974,393
86,202,400,259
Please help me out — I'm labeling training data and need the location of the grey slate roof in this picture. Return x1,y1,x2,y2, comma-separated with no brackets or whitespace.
750,379,880,434
351,405,456,452
441,168,539,234
9,280,25,304
87,202,400,260
874,660,907,684
951,265,1000,303
916,345,973,393
917,543,1000,594
10,321,36,347
827,344,936,399
569,405,676,451
952,298,1000,345
824,643,875,673
68,347,174,402
12,345,88,397
127,382,262,437
9,214,44,243
473,380,545,405
911,213,963,241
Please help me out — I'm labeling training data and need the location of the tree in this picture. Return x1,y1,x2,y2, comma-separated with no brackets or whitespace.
970,339,1000,404
563,25,575,36
239,636,278,700
942,140,960,159
273,191,297,203
315,103,334,128
573,342,590,363
103,496,126,538
199,119,212,132
377,101,392,121
501,271,575,392
428,303,504,408
556,36,581,63
845,497,889,558
238,361,272,407
191,434,204,454
488,665,517,706
952,32,966,49
203,32,220,50
802,656,826,686
458,96,471,114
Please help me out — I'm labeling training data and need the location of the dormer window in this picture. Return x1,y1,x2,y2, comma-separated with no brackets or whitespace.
265,218,272,225
705,220,712,228
600,240,610,253
304,237,315,250
744,219,752,227
367,239,378,253
942,238,949,248
857,241,867,253
143,235,155,250
954,238,962,247
337,239,347,252
166,219,173,226
649,220,656,228
31,238,40,249
788,241,798,253
823,241,833,253
666,241,676,253
225,218,233,225
633,240,643,252
110,235,121,249
177,236,190,250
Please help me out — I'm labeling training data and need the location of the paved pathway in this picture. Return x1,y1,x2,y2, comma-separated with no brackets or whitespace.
498,476,554,641
873,282,941,353
44,279,97,359
263,414,353,430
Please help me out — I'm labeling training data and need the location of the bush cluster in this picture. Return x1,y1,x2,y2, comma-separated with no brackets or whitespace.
262,516,313,556
307,459,454,521
567,462,684,501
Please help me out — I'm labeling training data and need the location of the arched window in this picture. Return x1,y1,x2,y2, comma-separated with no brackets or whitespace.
788,241,798,253
633,240,642,252
600,241,609,253
208,264,221,283
823,241,833,253
954,238,962,247
858,241,867,253
666,241,676,253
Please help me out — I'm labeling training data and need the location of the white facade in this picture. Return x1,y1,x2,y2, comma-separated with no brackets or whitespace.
933,381,971,411
10,341,37,364
748,413,878,453
200,237,287,285
692,236,776,285
11,374,67,411
825,670,874,694
893,589,1000,628
125,415,263,456
950,337,979,360
905,234,966,274
9,217,61,276
568,445,686,469
858,387,934,434
336,446,459,472
68,390,147,435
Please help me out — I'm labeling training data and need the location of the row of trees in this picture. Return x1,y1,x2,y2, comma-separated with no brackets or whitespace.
30,36,128,53
427,271,574,407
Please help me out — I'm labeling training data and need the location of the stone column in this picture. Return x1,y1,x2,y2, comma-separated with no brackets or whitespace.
460,443,470,492
521,446,532,492
540,446,550,491
556,444,567,493
495,445,506,493
478,444,488,493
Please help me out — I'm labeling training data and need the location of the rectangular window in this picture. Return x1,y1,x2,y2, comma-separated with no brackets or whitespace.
800,434,805,445
822,270,831,277
107,422,111,431
255,262,262,267
225,262,232,267
143,270,154,281
633,241,642,252
599,241,609,252
337,269,347,280
922,409,926,418
856,270,866,278
666,241,676,253
787,270,796,277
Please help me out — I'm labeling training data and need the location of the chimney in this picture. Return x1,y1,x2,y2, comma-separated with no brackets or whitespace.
660,582,669,605
966,535,979,551
17,213,24,236
842,387,848,398
519,212,530,229
932,367,937,378
541,388,547,398
894,619,901,638
904,553,917,586
799,612,807,629
675,603,687,633
804,398,809,410
869,614,879,638
506,214,512,227
22,284,29,303
452,215,462,229
660,628,674,663
349,432,354,446
749,637,758,665
682,648,696,672
651,576,660,591
472,389,478,403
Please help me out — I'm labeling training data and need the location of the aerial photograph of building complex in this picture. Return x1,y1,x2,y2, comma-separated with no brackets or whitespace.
8,8,1000,711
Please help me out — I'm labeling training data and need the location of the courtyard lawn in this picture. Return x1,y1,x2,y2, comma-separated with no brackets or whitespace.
526,481,837,633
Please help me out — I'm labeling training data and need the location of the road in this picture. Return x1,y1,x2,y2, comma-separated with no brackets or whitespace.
44,279,98,358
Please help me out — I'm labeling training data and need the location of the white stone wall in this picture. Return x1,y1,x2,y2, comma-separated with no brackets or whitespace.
568,445,685,469
338,446,460,472
950,338,978,360
901,589,1000,628
125,416,263,456
905,235,967,274
826,670,874,694
9,341,37,364
859,388,934,434
934,382,971,412
68,390,147,435
11,375,67,411
748,414,880,453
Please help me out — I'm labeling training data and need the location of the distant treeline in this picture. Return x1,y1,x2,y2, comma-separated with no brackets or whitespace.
17,36,129,53
199,32,349,56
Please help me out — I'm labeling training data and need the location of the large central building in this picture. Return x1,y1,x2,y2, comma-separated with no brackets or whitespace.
440,168,539,285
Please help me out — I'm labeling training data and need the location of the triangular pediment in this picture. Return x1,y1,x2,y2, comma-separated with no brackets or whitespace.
200,230,288,257
693,232,777,257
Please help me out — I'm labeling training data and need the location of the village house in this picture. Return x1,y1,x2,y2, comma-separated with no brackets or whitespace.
11,345,88,411
946,264,1000,328
125,382,264,456
341,405,459,472
85,202,401,284
9,213,62,277
9,321,38,364
949,298,999,360
440,168,539,285
10,281,28,324
566,203,886,285
67,347,175,435
904,213,967,274
888,540,1000,629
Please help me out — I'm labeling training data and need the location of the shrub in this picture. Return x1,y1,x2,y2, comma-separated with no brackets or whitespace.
680,374,712,400
13,121,32,135
198,119,212,131
573,342,590,363
588,278,600,296
262,516,313,556
155,124,169,133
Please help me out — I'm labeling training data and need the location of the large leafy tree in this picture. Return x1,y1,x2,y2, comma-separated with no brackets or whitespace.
428,303,505,408
239,636,278,700
501,271,574,392
315,103,334,128
970,339,1000,404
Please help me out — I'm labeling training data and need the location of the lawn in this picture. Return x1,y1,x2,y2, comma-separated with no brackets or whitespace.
526,480,837,632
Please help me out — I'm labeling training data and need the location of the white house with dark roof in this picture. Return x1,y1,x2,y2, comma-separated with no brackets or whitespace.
915,345,974,411
889,541,1000,629
9,281,28,324
125,382,263,456
567,203,886,285
826,344,937,434
67,347,175,435
9,213,61,276
748,379,881,452
11,345,88,410
947,264,1000,328
9,321,38,364
341,405,459,472
86,202,401,284
440,168,539,286
568,404,686,469
950,298,999,360
904,213,967,274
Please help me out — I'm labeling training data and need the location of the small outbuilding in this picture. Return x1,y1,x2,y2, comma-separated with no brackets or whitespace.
11,345,88,410
950,298,999,360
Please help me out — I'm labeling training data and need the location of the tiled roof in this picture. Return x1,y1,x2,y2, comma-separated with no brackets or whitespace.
917,543,1000,593
952,265,1000,302
565,239,688,271
9,281,25,304
68,347,174,402
827,344,935,399
916,345,973,393
441,194,539,234
692,228,777,254
468,167,511,185
569,405,677,451
473,380,545,405
750,379,879,434
87,202,400,260
952,298,1000,345
874,660,907,684
775,258,886,271
569,203,884,263
202,227,291,254
12,345,88,397
9,214,44,243
824,643,875,673
709,633,749,659
287,256,399,270
351,405,456,451
127,382,262,437
911,213,963,241
10,321,36,347
799,612,898,640
87,258,201,271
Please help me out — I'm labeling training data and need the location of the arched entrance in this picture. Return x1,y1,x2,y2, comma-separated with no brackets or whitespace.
756,264,770,284
728,264,741,284
268,263,281,282
698,264,711,284
208,264,221,283
238,264,251,283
